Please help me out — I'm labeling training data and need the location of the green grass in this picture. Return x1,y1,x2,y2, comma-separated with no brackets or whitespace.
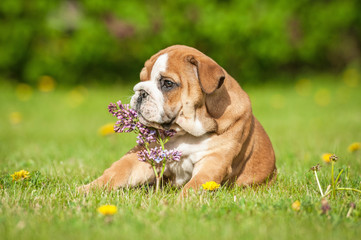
1,75,361,240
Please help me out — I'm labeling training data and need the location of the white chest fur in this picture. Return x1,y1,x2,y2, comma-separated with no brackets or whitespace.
164,133,211,186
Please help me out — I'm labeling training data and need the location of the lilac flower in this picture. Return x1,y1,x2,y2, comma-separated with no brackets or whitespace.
108,101,139,133
109,100,182,191
163,149,182,162
108,101,176,146
136,127,157,145
109,101,182,168
138,147,162,163
138,147,182,164
154,157,163,164
159,129,177,139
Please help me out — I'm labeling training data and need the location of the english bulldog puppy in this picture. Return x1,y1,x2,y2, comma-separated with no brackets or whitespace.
80,45,276,194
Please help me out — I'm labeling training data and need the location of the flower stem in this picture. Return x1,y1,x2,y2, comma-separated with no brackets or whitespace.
152,164,158,178
335,169,344,185
146,143,160,189
331,161,336,199
155,177,161,192
336,188,361,194
157,130,166,192
158,134,165,150
313,171,324,196
346,206,354,218
324,185,331,196
323,187,361,198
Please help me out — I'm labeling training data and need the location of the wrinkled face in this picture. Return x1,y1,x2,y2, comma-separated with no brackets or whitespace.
130,46,225,136
130,53,184,130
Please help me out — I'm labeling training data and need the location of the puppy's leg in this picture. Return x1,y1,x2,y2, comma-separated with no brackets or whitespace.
182,153,230,195
236,119,276,186
78,149,155,193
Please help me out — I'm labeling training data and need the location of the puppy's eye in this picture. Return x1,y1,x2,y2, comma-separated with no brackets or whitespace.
161,79,175,91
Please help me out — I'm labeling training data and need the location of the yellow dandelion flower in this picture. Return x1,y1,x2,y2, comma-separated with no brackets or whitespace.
38,75,56,92
321,153,333,163
291,200,301,211
98,123,115,136
314,89,330,106
295,79,311,96
11,170,30,181
15,83,33,101
9,112,22,125
343,68,359,88
270,94,285,109
66,86,87,108
202,181,220,191
97,205,117,215
348,142,361,153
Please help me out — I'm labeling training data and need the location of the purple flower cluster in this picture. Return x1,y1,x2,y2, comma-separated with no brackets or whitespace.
108,101,182,165
138,147,182,164
159,129,177,139
108,101,139,133
136,128,177,145
136,127,157,145
108,101,177,146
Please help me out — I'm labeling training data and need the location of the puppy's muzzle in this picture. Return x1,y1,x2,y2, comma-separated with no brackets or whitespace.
137,89,149,104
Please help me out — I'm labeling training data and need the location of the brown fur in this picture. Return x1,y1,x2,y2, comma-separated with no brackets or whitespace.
79,45,276,195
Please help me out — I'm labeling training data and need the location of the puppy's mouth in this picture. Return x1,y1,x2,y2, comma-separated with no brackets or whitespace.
160,117,176,130
137,111,176,130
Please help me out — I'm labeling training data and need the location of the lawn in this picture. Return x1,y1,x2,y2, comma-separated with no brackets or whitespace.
0,74,360,240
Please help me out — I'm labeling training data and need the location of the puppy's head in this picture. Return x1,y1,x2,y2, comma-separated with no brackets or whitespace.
130,45,226,136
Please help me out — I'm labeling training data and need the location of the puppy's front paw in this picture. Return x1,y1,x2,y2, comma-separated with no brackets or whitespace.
179,184,198,199
77,184,91,196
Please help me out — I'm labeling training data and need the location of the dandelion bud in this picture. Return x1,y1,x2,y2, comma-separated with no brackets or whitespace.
310,164,321,172
329,154,338,162
321,198,331,215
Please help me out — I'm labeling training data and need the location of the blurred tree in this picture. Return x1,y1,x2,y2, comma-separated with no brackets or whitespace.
0,0,360,85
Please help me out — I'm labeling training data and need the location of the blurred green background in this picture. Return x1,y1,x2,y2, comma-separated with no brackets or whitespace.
1,0,361,85
1,2,361,239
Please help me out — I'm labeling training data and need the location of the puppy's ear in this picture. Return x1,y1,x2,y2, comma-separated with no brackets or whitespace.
187,55,225,94
139,67,148,81
140,58,154,82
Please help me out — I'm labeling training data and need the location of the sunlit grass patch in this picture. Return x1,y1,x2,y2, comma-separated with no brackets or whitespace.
0,77,360,240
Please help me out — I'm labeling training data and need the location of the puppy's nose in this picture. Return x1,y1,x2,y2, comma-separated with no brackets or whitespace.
140,90,149,99
137,90,149,104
